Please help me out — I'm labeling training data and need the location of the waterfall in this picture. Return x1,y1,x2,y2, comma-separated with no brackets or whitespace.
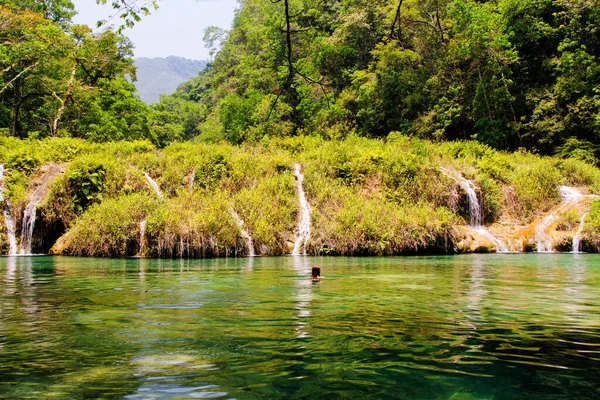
138,219,147,257
558,186,583,202
472,227,509,253
292,163,311,256
535,211,563,253
456,173,483,227
441,167,509,252
189,168,195,192
3,204,17,256
19,203,37,255
534,186,587,252
144,172,163,199
0,165,18,256
139,172,162,255
19,164,63,255
572,212,587,253
230,208,255,257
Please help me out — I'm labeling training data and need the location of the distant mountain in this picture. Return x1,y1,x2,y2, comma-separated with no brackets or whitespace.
133,56,208,104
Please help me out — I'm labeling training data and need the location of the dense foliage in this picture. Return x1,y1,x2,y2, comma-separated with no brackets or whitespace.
0,2,155,142
152,0,600,162
3,0,600,161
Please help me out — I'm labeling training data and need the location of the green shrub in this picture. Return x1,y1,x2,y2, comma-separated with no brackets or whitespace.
556,209,580,231
60,193,160,257
582,200,600,252
311,184,456,255
511,161,561,218
232,172,297,255
147,190,238,258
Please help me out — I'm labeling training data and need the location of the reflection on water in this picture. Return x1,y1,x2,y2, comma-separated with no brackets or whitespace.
292,256,312,339
0,254,599,399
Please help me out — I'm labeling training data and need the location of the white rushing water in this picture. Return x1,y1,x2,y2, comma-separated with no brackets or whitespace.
534,187,597,253
19,203,37,255
189,168,195,192
144,172,163,199
472,227,509,253
0,165,18,256
230,208,255,257
3,204,17,256
441,167,509,252
456,173,483,227
19,164,63,255
559,186,584,202
292,163,311,256
572,212,587,253
138,219,147,257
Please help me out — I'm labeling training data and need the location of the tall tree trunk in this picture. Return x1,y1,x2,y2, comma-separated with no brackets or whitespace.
11,78,21,138
435,0,445,43
389,0,404,45
477,65,492,120
50,60,77,137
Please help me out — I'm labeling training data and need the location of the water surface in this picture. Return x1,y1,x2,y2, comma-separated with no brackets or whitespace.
0,254,599,399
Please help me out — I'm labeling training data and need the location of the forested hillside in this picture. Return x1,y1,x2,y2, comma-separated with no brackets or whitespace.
2,0,600,161
134,57,207,104
160,0,600,162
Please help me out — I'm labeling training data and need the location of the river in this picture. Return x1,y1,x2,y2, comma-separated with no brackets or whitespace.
0,254,598,399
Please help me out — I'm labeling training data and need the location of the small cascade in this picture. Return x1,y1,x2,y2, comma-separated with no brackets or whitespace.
138,219,147,257
472,227,510,253
230,208,255,257
456,173,483,227
0,165,18,256
3,204,17,256
19,164,63,255
144,172,163,199
534,186,589,253
535,213,560,253
441,167,509,252
559,186,584,202
292,163,311,256
189,168,195,192
572,212,587,253
19,203,37,255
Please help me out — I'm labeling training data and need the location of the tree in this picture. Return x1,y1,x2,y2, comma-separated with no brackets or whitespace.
0,5,71,137
0,0,75,28
0,5,151,142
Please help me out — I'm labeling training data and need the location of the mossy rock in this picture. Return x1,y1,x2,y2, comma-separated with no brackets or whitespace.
49,236,67,255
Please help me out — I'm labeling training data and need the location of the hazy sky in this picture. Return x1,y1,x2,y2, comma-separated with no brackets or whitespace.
72,0,238,60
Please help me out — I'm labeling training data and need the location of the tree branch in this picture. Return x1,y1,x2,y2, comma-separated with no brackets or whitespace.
0,61,40,95
266,0,328,122
388,0,404,44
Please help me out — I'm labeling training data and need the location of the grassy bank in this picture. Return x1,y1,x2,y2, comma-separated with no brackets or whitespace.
1,134,600,257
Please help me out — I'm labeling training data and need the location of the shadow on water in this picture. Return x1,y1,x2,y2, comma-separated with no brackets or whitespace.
0,254,598,399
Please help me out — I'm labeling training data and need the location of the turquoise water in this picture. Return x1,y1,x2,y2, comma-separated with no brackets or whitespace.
0,254,599,399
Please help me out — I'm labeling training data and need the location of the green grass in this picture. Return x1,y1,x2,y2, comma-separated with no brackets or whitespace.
2,135,600,257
